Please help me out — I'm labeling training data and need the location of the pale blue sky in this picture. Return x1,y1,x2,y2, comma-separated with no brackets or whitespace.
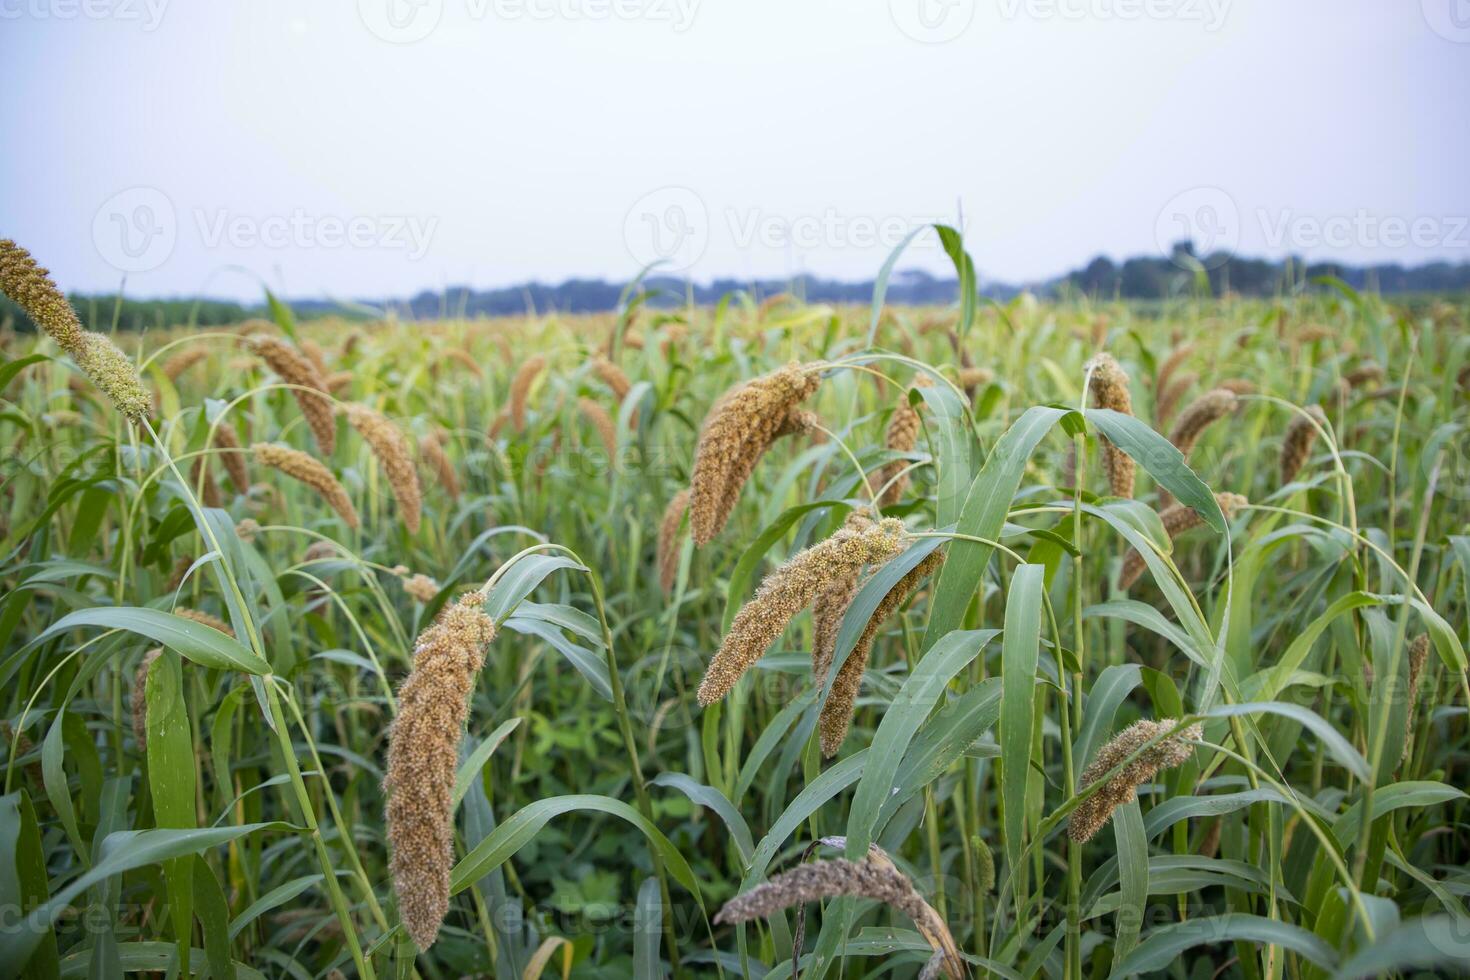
2,0,1466,300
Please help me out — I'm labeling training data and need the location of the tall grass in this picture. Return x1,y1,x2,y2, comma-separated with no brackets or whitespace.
1,253,1467,979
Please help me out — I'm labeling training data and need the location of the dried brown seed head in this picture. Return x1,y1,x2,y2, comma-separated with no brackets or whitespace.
657,488,691,595
697,515,905,705
252,442,359,529
1068,719,1201,843
1280,404,1328,485
385,593,499,949
248,336,336,455
1086,353,1135,498
0,239,85,355
345,404,422,534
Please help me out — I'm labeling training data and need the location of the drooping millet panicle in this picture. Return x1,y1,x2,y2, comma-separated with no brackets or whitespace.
1159,387,1239,507
73,331,151,421
1154,342,1194,400
247,336,337,455
656,488,691,595
384,593,499,950
161,347,208,383
445,347,483,378
1085,353,1136,498
296,338,325,374
509,354,547,431
252,443,360,529
708,405,823,532
591,356,632,400
417,429,461,501
956,365,994,398
578,397,618,459
1216,378,1257,396
1154,371,1197,428
401,573,439,604
1168,388,1239,459
1068,719,1202,843
325,371,353,394
1119,492,1247,589
697,515,905,705
131,648,163,751
0,239,85,354
875,382,929,509
688,363,822,545
175,607,236,638
810,512,892,682
716,851,960,979
1280,404,1328,485
211,422,250,491
818,550,945,757
345,404,422,534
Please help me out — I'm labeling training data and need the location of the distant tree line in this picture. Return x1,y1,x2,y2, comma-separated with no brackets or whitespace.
4,247,1467,333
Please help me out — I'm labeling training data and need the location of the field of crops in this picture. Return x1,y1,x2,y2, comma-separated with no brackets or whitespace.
1,237,1468,979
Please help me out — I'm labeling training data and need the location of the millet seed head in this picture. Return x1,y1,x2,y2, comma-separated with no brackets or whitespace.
1068,719,1202,843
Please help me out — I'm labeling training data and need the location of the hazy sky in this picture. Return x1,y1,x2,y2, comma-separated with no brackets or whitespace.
2,0,1467,301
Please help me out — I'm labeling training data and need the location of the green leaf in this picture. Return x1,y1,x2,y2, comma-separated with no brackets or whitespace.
651,772,754,864
867,227,929,345
999,565,1045,908
633,876,663,980
1085,408,1225,533
483,555,587,622
924,406,1071,651
1202,702,1369,781
33,607,269,674
1,824,297,964
449,795,701,904
1111,800,1148,968
452,718,522,808
1113,913,1338,975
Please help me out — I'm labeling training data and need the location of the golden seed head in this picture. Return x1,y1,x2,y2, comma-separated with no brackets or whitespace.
235,518,261,543
345,404,422,534
577,397,618,459
591,356,632,400
818,550,944,757
191,456,221,508
1120,492,1247,589
417,429,461,501
247,336,336,455
385,593,499,950
697,514,905,706
1068,719,1202,843
876,387,926,509
0,239,85,355
402,573,440,603
689,363,822,545
251,442,359,529
509,354,547,431
1280,404,1328,485
445,347,482,378
161,347,208,383
1085,353,1135,498
657,488,691,595
211,422,250,491
1155,371,1197,428
75,332,150,421
1167,388,1238,459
